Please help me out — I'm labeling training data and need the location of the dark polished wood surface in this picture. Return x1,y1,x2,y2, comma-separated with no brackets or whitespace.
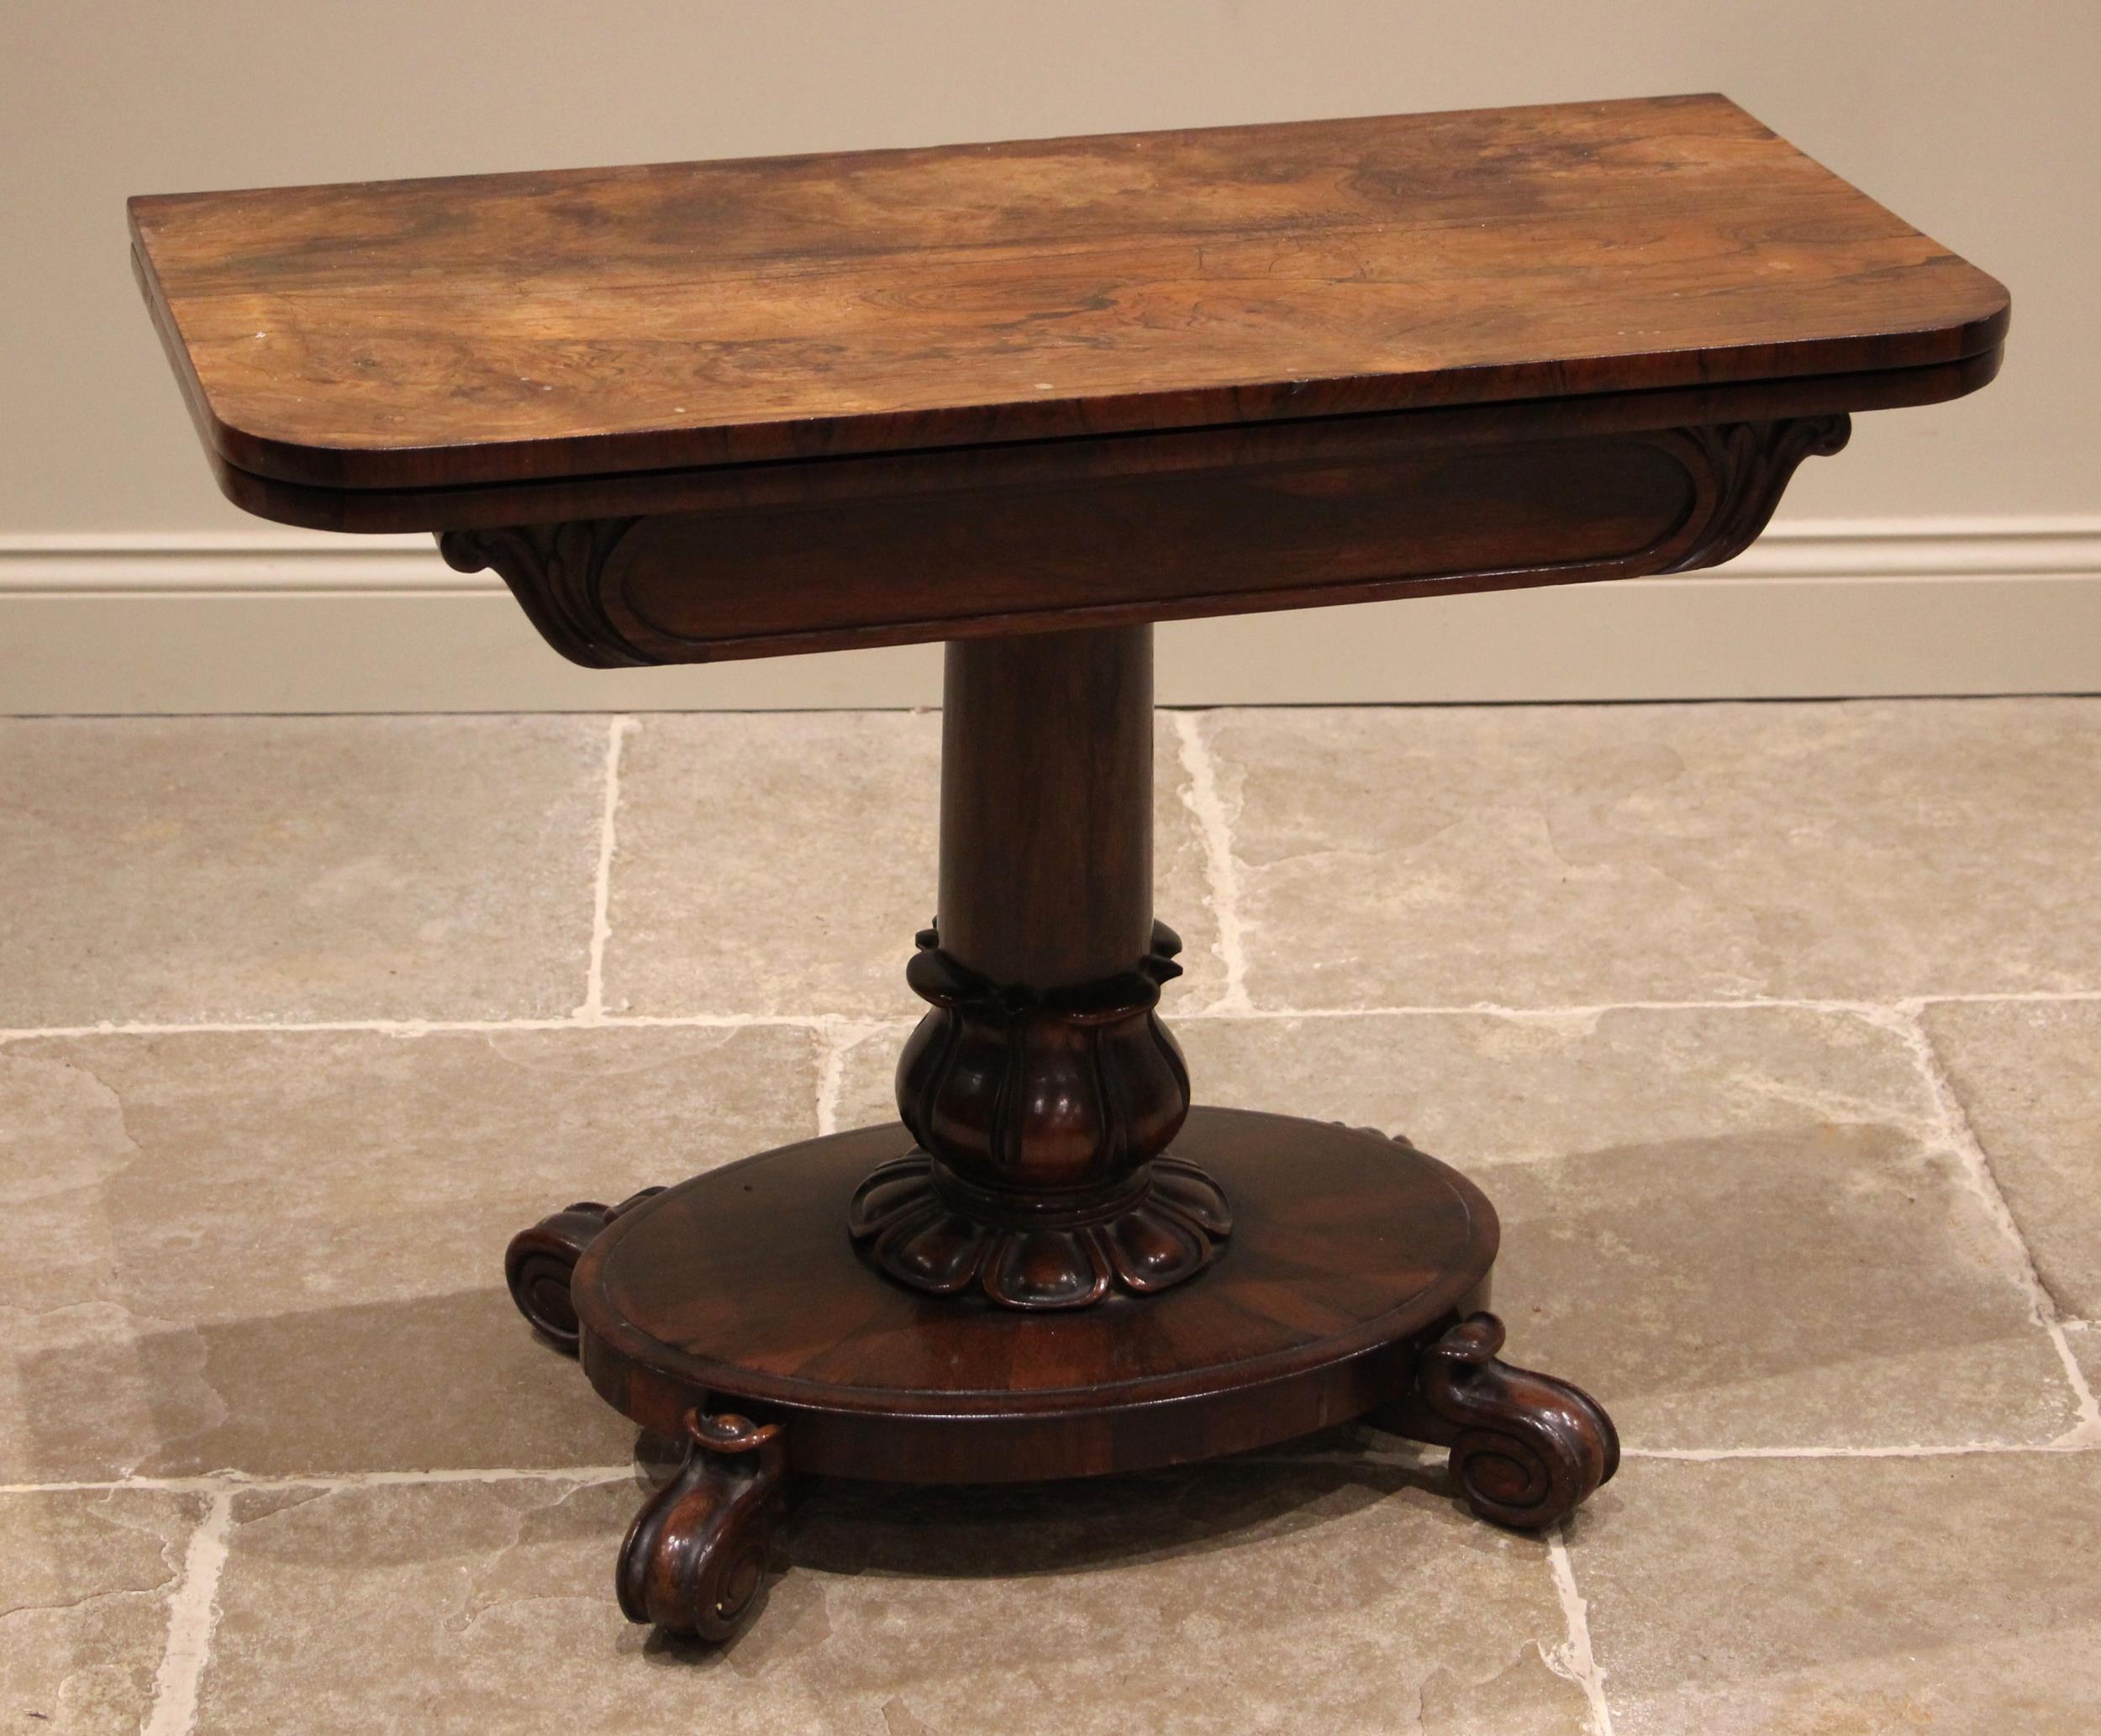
937,627,1153,988
132,94,2004,497
430,401,1870,663
574,1110,1498,1481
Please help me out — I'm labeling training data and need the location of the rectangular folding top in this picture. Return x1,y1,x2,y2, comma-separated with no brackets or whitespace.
130,93,2007,499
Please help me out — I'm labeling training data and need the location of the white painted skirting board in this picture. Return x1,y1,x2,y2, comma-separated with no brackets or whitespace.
3,518,2098,713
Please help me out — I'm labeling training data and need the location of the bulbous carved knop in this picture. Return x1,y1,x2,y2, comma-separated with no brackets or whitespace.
849,921,1230,1309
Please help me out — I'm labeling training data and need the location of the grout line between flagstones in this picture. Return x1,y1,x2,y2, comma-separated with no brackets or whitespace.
1619,1439,2098,1460
139,1490,231,1736
1880,1003,2101,1444
572,714,633,1022
0,1465,639,1496
1172,710,1253,1013
7,1438,2098,1503
7,988,2101,1044
1547,1528,1617,1736
815,1021,885,1137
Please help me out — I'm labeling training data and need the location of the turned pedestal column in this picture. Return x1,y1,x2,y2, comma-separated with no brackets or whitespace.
850,626,1229,1308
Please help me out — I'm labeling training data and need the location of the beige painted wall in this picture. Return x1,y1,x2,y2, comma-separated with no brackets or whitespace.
3,3,2097,708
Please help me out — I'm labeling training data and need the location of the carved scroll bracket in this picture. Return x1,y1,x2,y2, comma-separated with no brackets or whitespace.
1656,414,1851,573
437,518,645,667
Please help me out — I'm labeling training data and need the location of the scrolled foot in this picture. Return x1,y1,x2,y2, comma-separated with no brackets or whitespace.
617,1410,789,1641
504,1186,663,1350
1378,1312,1619,1529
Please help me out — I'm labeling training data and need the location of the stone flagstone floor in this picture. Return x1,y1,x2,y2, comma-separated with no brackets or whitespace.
3,699,2098,1735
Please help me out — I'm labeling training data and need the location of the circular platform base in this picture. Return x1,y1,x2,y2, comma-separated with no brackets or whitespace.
573,1107,1498,1483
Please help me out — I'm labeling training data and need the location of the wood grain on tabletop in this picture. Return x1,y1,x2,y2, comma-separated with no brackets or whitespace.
128,93,2009,492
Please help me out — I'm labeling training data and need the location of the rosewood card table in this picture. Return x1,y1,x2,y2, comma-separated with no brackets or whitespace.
132,94,2006,1641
